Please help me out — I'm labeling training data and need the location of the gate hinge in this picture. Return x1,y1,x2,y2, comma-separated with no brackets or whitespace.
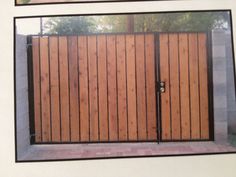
30,133,36,138
26,43,32,50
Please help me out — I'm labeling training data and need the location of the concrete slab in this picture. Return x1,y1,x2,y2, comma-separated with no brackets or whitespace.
18,141,236,161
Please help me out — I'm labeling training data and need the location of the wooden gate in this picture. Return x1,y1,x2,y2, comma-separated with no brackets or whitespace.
29,32,213,144
30,34,157,143
159,33,213,141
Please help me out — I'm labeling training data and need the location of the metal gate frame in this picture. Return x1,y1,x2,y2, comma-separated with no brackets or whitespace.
27,31,214,144
156,31,214,142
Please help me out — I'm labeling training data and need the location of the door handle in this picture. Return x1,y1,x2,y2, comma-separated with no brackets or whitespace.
158,81,165,93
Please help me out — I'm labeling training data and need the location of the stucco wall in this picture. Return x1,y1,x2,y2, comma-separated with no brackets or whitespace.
15,34,30,158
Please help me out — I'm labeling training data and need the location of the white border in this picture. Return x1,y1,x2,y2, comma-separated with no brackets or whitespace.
0,0,236,177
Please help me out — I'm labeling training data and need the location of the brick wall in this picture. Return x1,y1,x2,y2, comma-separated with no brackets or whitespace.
225,31,236,135
212,29,236,142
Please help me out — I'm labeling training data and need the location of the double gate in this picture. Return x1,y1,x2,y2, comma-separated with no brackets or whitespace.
28,32,213,144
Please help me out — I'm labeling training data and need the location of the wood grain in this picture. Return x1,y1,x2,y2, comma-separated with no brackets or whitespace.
198,33,209,139
107,35,118,141
68,36,80,141
40,37,51,142
78,36,90,141
159,34,171,140
116,35,128,141
49,36,61,142
58,36,70,142
126,35,137,140
32,37,42,142
97,35,109,141
179,34,191,140
88,36,99,141
189,33,200,139
145,34,157,140
169,34,181,140
135,35,147,140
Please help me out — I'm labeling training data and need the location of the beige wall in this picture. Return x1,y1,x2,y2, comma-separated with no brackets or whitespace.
0,0,236,177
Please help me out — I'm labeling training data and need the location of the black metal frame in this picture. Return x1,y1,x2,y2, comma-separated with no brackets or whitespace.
28,31,215,37
207,31,215,141
229,11,236,103
27,36,36,144
27,31,214,144
157,31,214,142
154,33,161,143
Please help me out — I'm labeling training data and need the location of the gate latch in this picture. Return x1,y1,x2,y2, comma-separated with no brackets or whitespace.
158,81,165,93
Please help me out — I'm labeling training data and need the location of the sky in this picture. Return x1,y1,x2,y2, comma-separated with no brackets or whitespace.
16,18,50,35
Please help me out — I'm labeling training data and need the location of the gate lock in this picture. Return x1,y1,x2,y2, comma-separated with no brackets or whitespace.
158,81,165,93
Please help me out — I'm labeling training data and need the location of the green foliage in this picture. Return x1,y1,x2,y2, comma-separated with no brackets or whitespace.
18,0,30,4
99,12,230,33
95,15,128,33
43,16,97,35
43,12,230,35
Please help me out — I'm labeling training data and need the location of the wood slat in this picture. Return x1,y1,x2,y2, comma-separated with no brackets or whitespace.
40,37,51,142
68,36,80,141
107,35,118,141
145,34,157,140
126,35,137,140
159,34,171,140
169,34,181,140
178,34,191,140
116,35,128,141
97,35,109,141
88,36,99,141
189,33,200,139
135,35,147,140
32,33,210,143
198,33,209,139
58,36,70,142
32,37,42,142
78,36,90,141
49,36,60,142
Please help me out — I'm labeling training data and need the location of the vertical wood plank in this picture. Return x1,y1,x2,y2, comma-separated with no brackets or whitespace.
88,36,99,141
107,35,118,141
145,34,157,140
179,34,191,140
49,36,60,142
135,35,147,140
58,36,70,142
189,33,200,139
198,33,209,139
32,37,42,142
116,35,128,141
169,34,181,140
97,35,109,141
68,36,80,142
40,37,51,142
160,34,171,140
126,35,137,140
78,36,90,141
